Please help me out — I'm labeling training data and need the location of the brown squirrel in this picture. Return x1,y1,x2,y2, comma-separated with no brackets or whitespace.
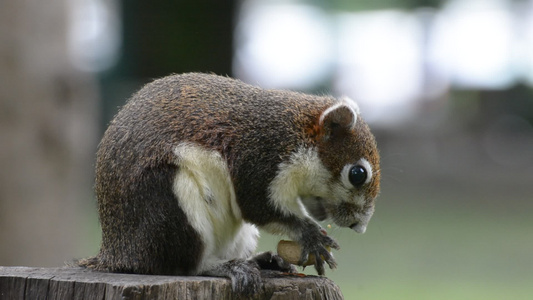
79,73,380,296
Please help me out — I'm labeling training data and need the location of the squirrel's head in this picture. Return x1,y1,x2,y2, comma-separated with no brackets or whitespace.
311,97,380,233
269,97,380,234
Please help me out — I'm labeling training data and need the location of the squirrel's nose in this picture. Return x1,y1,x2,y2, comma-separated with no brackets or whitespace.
350,222,367,233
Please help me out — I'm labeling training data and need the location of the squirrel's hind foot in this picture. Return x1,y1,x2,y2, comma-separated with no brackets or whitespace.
202,259,263,298
251,251,297,274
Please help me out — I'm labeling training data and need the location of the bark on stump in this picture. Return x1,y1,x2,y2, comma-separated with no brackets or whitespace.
0,267,344,300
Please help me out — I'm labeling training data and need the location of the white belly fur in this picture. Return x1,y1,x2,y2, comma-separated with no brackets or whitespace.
172,143,259,273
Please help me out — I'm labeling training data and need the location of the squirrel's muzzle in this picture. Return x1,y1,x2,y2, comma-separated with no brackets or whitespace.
350,221,367,233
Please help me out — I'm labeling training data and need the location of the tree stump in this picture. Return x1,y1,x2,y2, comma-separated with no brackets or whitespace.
0,267,344,300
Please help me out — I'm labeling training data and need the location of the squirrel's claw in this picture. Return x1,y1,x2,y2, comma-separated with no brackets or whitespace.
298,231,339,275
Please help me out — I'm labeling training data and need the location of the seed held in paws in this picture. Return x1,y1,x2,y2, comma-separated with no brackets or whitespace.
277,240,332,267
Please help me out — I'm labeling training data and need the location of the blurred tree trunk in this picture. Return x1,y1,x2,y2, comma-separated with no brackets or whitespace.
101,0,236,124
123,0,235,78
0,0,99,266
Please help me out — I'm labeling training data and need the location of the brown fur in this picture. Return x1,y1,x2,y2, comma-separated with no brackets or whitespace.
79,73,380,276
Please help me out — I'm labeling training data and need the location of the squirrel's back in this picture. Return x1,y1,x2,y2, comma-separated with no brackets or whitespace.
108,72,336,154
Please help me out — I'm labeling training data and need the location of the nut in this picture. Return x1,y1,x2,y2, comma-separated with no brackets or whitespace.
277,240,331,267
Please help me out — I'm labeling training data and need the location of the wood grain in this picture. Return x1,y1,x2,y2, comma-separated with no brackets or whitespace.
0,267,343,300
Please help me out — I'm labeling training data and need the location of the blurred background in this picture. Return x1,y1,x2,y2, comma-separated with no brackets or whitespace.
1,0,532,299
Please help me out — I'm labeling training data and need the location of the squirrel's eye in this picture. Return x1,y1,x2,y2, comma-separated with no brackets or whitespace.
349,165,367,187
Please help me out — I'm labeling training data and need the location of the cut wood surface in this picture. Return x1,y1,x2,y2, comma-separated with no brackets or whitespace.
0,267,344,300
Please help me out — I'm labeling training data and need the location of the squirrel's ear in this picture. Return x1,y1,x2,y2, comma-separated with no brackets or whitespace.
318,98,359,137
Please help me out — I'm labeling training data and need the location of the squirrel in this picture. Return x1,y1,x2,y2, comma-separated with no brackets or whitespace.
78,73,380,296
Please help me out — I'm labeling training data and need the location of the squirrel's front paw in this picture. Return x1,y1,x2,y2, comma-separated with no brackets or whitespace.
299,229,340,275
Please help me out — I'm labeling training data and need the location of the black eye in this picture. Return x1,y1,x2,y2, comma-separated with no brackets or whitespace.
349,165,367,187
